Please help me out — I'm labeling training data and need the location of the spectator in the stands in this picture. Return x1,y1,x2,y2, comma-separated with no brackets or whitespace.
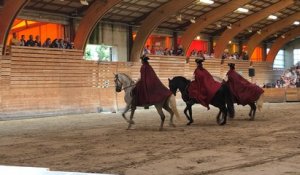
190,49,197,57
25,35,35,47
42,38,52,48
163,48,169,55
176,45,184,56
34,35,41,47
241,51,249,60
169,47,175,55
143,45,151,55
50,39,59,48
232,52,239,59
20,35,26,46
197,50,205,60
150,45,155,54
58,39,65,48
64,38,73,49
10,32,20,46
221,49,230,59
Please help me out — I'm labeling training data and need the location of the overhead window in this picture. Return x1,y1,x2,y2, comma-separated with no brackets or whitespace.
84,44,112,62
293,49,300,65
272,49,284,68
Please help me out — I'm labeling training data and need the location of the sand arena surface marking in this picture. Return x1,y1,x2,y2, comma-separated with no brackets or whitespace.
0,103,300,175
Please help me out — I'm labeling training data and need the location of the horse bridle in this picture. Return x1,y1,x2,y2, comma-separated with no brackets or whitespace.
115,74,136,90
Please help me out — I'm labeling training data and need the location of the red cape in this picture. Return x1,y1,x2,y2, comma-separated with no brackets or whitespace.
133,62,172,106
188,66,221,109
226,69,264,105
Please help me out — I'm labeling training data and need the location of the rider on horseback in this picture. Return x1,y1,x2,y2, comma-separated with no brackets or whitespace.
188,58,222,110
226,63,264,106
133,56,172,106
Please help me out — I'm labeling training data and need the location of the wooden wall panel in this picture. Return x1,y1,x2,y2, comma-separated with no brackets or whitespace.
263,88,286,103
285,88,300,102
0,48,298,118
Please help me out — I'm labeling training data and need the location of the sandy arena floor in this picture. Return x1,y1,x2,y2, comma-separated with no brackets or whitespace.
0,103,300,175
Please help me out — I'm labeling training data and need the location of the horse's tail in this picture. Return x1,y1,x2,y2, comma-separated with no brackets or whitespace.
223,84,235,118
256,93,264,111
169,95,182,121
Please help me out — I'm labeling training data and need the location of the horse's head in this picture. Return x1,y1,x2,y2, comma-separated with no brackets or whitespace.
114,74,123,92
168,78,178,96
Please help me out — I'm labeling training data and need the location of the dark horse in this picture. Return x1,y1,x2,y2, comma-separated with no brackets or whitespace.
168,76,235,125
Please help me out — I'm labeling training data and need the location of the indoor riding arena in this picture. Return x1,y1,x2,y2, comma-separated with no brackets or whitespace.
0,0,300,175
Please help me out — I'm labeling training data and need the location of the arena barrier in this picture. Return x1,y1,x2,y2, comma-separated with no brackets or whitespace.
0,46,298,119
0,165,112,175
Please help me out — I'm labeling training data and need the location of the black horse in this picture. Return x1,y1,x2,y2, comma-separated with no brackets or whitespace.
168,76,235,125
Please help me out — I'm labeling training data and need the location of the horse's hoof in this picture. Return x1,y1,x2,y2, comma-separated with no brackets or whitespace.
127,125,135,130
169,123,176,127
129,120,135,124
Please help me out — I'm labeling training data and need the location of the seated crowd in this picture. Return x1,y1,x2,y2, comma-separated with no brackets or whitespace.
221,49,249,60
265,64,300,88
143,45,185,56
10,33,73,49
143,45,249,60
278,64,300,88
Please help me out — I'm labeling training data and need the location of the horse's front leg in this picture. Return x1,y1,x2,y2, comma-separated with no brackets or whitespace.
184,104,190,123
122,104,131,123
187,104,194,125
127,106,136,130
162,102,175,127
155,105,166,131
216,106,227,125
249,103,256,121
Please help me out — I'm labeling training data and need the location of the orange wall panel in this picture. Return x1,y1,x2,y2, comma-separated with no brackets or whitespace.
251,47,263,62
8,19,65,45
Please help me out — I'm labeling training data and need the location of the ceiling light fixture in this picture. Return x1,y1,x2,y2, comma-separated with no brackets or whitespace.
176,14,182,22
216,22,222,28
227,24,232,29
190,17,196,24
80,0,89,5
199,0,214,5
247,28,252,33
267,15,277,20
235,7,249,13
281,35,285,39
257,29,262,35
196,36,201,40
293,21,300,25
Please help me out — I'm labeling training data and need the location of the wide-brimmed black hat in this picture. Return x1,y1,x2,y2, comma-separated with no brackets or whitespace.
140,56,150,62
195,58,205,64
228,63,235,69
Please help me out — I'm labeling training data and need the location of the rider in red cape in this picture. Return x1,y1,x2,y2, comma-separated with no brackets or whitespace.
133,56,172,106
188,58,221,109
226,63,264,105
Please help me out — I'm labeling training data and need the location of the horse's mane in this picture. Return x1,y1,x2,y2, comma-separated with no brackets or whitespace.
172,76,191,83
213,75,223,83
118,73,135,84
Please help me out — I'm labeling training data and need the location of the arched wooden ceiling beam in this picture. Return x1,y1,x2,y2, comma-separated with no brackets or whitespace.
73,0,121,50
181,0,251,55
214,0,294,58
248,12,300,58
266,27,300,63
130,0,195,61
0,0,29,55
